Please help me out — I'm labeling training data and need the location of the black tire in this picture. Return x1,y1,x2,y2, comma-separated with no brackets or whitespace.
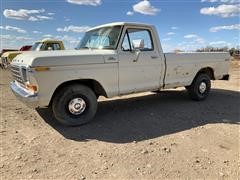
52,84,97,126
185,86,190,91
187,73,211,101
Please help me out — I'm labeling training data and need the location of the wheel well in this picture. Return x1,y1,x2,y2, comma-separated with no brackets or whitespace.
49,79,107,106
196,67,215,80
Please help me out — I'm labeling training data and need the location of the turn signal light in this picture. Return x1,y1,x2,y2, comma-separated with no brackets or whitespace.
27,84,38,92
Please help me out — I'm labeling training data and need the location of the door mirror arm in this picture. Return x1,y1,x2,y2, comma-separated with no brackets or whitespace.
132,49,141,62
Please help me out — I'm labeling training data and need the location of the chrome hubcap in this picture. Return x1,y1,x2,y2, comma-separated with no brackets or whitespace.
68,98,86,115
199,82,207,94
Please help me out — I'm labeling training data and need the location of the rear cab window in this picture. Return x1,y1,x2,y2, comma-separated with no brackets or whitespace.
45,43,61,50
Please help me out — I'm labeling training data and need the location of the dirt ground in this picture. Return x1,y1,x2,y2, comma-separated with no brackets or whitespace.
0,61,239,179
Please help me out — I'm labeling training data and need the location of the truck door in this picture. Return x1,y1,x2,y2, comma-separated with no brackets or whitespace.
118,27,162,95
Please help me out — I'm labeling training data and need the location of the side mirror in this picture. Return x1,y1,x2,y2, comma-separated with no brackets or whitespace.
47,47,53,51
132,39,144,50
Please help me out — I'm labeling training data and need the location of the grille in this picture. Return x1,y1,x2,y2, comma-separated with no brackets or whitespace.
10,65,24,85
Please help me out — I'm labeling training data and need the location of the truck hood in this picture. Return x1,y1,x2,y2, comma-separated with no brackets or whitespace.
12,50,117,67
2,51,21,58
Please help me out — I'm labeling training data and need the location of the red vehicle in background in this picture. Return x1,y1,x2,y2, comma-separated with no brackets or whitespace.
19,45,32,51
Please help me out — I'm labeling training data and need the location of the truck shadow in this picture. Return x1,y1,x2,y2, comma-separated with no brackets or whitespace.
37,89,240,143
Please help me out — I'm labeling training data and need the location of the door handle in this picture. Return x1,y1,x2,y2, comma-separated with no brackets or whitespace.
151,56,159,59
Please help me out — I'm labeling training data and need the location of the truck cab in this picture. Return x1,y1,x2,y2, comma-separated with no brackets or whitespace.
31,39,65,51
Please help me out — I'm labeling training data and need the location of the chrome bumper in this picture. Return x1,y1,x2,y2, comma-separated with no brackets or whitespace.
10,81,39,108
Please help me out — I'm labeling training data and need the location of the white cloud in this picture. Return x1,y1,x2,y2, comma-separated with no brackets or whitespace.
127,11,134,16
3,8,53,21
16,36,32,41
0,34,13,41
184,34,199,38
209,41,227,45
162,38,171,41
28,16,38,21
57,25,91,33
33,30,42,34
163,38,235,52
167,32,175,35
201,0,239,3
36,15,53,20
162,41,206,52
209,41,232,47
171,26,178,30
42,34,53,38
133,0,160,16
184,34,205,45
55,35,81,49
210,24,240,32
201,0,218,2
0,34,34,49
0,25,26,33
55,35,79,44
196,38,205,44
66,0,102,6
200,4,240,18
64,17,71,22
47,12,55,16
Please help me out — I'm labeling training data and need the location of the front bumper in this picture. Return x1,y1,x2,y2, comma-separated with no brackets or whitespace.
10,81,39,108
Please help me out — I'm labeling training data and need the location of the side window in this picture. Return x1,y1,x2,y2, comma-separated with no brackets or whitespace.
53,43,61,50
45,43,61,50
45,43,54,50
124,29,153,51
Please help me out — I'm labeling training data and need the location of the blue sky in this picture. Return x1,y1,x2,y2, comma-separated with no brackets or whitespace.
1,0,239,52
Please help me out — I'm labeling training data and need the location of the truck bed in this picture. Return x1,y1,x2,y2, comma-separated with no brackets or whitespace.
164,52,230,88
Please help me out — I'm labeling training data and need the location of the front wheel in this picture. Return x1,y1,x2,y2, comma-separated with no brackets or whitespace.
187,73,211,101
52,84,97,126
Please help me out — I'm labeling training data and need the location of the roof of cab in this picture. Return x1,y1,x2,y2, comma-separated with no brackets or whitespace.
36,38,63,43
88,22,153,31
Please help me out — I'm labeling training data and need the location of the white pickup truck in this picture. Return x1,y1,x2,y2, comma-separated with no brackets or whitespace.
10,22,230,126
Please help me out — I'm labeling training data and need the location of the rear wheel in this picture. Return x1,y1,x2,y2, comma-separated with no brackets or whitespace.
52,84,97,126
187,73,211,101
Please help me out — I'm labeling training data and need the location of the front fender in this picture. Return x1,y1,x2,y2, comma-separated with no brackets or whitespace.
34,63,119,107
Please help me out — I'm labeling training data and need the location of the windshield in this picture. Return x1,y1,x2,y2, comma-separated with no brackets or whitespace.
31,42,44,51
76,25,122,50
